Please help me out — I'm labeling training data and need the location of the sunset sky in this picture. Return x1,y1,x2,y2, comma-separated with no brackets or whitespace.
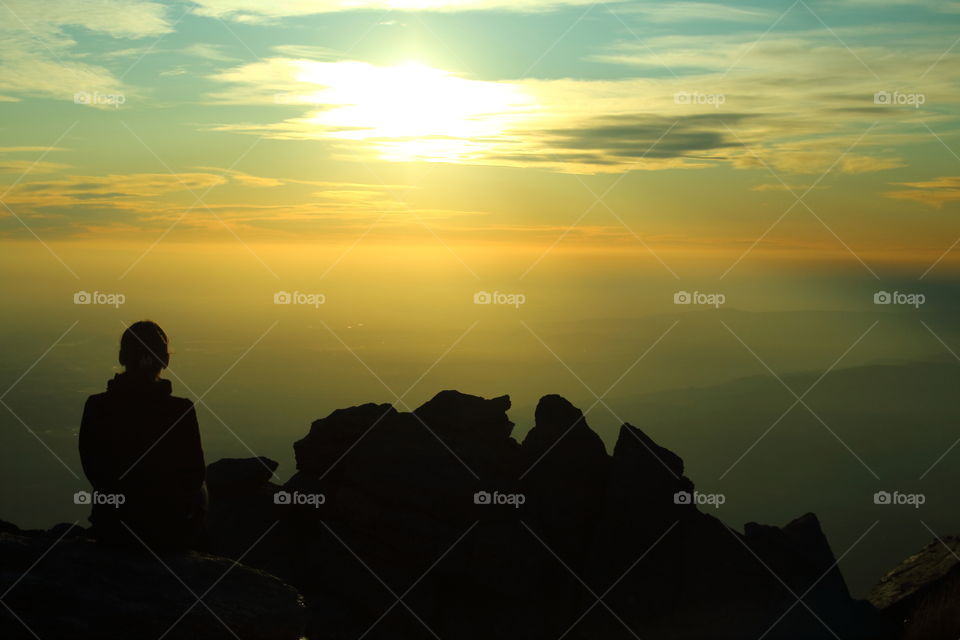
4,5,960,598
1,0,959,280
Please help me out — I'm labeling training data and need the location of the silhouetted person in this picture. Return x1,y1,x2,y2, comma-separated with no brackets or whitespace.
80,321,207,551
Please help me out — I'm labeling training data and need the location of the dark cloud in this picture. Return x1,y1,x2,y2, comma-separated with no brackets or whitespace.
23,182,105,192
525,113,754,165
491,153,623,166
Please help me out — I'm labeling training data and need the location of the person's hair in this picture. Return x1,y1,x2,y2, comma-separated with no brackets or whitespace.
119,321,169,375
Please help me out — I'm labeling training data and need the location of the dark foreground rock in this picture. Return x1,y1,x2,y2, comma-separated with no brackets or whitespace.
205,390,894,640
7,390,926,639
869,536,960,639
0,523,306,640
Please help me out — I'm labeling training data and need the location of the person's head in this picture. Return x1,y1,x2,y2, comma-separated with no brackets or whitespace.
119,321,169,379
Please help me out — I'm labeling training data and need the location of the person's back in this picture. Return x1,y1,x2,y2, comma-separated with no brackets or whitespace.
79,321,207,551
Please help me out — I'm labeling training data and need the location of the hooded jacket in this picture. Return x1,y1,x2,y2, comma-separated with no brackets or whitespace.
79,373,206,550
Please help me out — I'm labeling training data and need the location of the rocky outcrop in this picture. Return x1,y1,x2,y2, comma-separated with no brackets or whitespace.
6,389,914,639
204,390,891,640
521,394,609,566
280,391,530,639
0,523,306,640
870,536,960,639
205,456,287,573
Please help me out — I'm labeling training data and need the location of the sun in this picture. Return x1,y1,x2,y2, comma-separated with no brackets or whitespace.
293,60,534,162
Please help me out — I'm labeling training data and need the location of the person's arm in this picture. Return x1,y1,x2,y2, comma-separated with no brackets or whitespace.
174,401,207,525
179,400,206,490
79,395,112,490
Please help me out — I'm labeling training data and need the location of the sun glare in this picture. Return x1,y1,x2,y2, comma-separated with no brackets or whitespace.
293,60,533,161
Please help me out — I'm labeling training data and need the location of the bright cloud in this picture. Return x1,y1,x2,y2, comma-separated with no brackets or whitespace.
207,47,940,174
190,0,621,21
0,0,170,101
886,177,960,208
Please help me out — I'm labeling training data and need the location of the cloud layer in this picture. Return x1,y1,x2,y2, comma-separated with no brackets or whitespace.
0,0,170,101
206,28,958,176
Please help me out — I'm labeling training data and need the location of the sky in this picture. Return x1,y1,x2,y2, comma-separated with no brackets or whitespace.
0,0,959,279
3,2,960,596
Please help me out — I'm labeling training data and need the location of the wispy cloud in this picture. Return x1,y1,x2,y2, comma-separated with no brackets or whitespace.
0,167,486,239
0,160,71,174
618,2,773,23
204,44,946,174
0,146,71,175
0,0,171,101
189,0,625,22
886,176,960,207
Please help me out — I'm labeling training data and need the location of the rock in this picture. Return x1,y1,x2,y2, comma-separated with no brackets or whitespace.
282,391,530,639
582,423,885,639
415,389,514,442
206,456,288,577
0,528,306,640
0,520,22,535
744,512,852,603
584,422,694,596
207,456,280,496
870,535,960,611
522,394,608,464
520,394,609,607
154,391,895,639
870,536,960,639
293,402,398,476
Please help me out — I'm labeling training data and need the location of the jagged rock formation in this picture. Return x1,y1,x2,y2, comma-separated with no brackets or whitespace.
869,536,960,639
0,521,306,640
14,390,957,639
205,390,891,640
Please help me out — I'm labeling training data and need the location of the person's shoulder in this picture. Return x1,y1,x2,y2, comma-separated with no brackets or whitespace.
81,392,110,428
83,391,109,409
157,380,193,410
166,395,200,431
168,394,196,412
